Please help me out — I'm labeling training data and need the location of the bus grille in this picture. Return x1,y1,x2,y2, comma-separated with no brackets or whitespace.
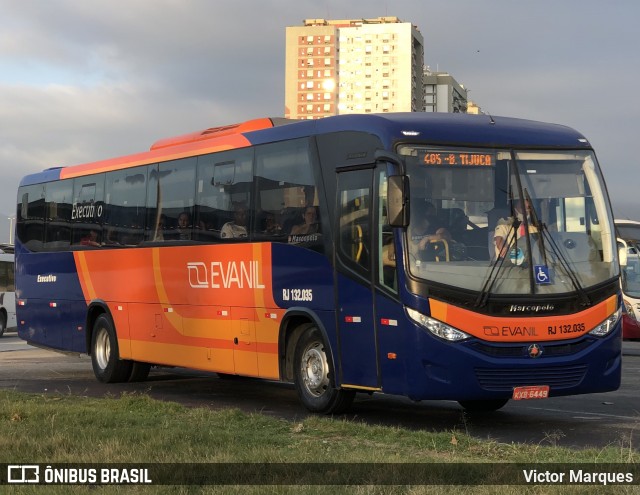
474,364,587,391
469,339,593,358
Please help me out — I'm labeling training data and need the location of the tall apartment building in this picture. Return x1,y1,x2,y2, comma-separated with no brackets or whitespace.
285,17,425,119
423,70,468,113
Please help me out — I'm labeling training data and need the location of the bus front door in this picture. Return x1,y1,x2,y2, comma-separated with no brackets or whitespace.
336,168,381,390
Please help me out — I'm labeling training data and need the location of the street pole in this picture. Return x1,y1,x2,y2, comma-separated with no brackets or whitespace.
8,217,14,245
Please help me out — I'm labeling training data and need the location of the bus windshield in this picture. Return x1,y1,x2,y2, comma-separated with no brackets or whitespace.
398,146,618,296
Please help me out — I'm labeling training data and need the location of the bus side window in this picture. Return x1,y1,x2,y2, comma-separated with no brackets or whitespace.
255,139,319,249
72,174,105,248
196,149,253,243
338,170,372,276
44,180,73,250
17,185,46,252
147,158,197,242
104,166,148,247
378,171,397,292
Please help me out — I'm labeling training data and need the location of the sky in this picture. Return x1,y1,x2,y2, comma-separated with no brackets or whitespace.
1,0,638,242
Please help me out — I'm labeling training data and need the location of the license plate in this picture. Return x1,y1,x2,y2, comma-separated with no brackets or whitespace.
512,385,549,400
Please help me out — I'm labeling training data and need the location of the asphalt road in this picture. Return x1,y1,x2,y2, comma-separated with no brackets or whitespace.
2,331,640,450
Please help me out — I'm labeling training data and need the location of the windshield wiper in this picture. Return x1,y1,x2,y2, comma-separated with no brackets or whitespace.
538,225,592,307
523,189,591,306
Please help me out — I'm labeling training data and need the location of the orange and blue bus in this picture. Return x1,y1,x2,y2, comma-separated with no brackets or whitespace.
15,113,622,412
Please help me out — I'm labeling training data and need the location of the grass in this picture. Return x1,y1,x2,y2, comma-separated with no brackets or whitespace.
1,390,639,494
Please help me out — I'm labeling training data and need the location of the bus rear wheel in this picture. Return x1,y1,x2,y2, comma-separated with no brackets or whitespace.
91,314,132,383
128,362,151,382
458,398,509,412
293,324,354,414
0,312,6,337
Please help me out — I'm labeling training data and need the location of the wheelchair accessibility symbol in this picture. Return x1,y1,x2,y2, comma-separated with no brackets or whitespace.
535,265,551,285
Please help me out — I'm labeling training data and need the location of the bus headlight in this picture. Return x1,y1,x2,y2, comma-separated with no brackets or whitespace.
406,308,471,342
588,307,622,337
624,300,637,321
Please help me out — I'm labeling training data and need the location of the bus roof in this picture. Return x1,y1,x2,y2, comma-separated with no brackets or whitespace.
20,112,592,186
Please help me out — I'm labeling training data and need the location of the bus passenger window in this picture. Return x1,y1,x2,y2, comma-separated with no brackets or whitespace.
255,138,320,249
104,166,148,246
17,184,46,252
147,159,196,242
72,174,105,248
196,149,253,243
44,180,73,250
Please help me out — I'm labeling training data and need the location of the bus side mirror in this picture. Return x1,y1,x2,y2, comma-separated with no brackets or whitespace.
619,245,628,267
388,175,409,228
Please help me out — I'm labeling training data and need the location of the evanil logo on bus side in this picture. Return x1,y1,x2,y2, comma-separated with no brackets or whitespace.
187,261,265,289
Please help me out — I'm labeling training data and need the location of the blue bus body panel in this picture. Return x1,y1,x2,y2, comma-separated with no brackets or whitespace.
400,323,622,400
245,114,591,151
19,167,63,187
16,249,88,353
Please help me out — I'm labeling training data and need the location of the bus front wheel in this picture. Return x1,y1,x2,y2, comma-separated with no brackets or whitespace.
0,311,6,338
91,314,132,383
293,324,354,414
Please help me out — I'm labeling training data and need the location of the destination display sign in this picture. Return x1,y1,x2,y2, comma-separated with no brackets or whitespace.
421,151,495,166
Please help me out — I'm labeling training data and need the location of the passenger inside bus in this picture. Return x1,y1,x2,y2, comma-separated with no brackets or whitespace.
177,211,192,240
80,230,100,247
409,201,439,248
221,202,248,239
290,206,319,236
493,198,537,259
410,201,457,261
261,212,282,235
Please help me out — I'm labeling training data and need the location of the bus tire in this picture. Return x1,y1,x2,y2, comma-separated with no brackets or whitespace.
128,362,151,382
458,398,509,412
293,324,354,414
0,311,6,337
91,314,132,383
